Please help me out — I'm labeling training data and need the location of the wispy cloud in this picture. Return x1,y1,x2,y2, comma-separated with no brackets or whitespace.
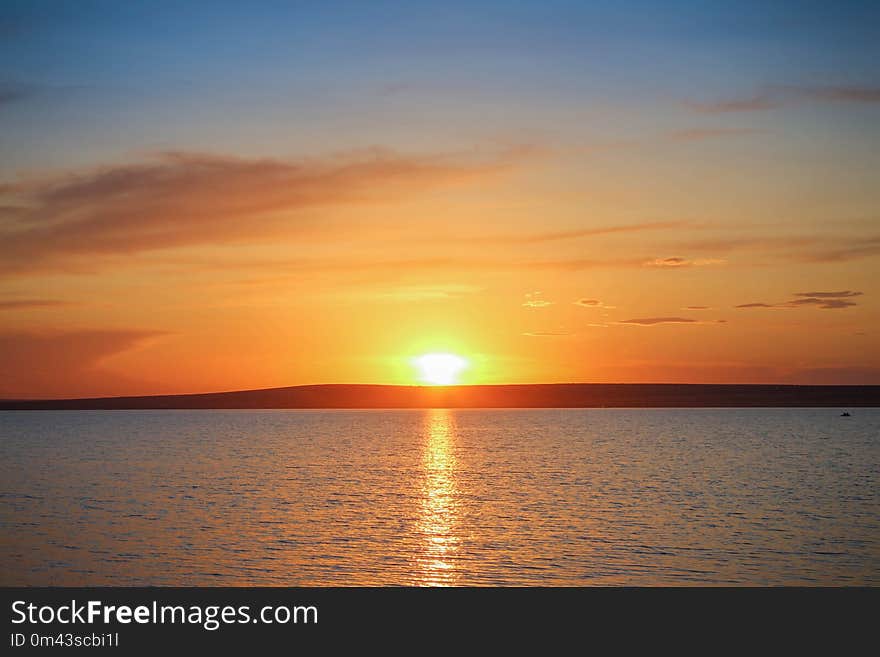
123,229,877,282
522,291,553,308
675,234,880,265
522,331,572,337
618,317,726,326
677,235,821,253
573,298,615,309
190,254,668,284
790,297,857,309
0,148,529,275
643,257,726,268
618,317,697,325
794,290,862,299
736,291,863,310
797,236,880,263
462,221,686,245
0,298,73,310
688,84,880,113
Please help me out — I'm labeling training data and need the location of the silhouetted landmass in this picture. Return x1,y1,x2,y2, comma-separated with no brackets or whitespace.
1,383,878,409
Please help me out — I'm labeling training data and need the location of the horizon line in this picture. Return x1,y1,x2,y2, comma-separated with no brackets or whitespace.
3,381,879,406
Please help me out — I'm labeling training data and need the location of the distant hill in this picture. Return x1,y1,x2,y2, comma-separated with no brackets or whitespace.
1,383,878,409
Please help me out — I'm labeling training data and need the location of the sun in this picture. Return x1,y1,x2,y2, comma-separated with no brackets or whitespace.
413,353,469,386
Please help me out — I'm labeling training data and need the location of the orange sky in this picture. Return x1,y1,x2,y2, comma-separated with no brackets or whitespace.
1,2,879,397
2,144,876,397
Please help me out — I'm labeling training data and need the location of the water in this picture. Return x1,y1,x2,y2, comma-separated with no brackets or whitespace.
1,408,877,585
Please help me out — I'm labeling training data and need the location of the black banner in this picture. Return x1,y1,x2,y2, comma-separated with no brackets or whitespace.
2,587,875,651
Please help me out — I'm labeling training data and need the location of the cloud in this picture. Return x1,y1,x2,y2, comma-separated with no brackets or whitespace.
618,317,698,325
789,297,857,310
736,291,863,310
522,291,553,308
673,233,880,265
210,249,752,285
197,254,667,285
0,329,165,398
794,290,862,299
0,298,73,310
0,148,527,275
158,226,880,281
574,298,615,309
462,221,686,245
617,317,727,326
678,236,820,253
688,84,880,113
798,236,880,263
522,331,572,337
643,257,726,268
684,305,711,310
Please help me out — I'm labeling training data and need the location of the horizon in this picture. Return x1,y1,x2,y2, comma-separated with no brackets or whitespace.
2,0,879,397
4,379,879,406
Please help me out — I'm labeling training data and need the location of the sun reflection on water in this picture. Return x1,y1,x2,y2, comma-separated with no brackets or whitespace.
415,408,459,586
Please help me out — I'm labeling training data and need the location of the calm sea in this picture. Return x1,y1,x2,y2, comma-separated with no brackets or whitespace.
1,408,877,585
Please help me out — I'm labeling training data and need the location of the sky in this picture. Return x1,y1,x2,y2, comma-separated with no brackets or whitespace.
1,0,879,397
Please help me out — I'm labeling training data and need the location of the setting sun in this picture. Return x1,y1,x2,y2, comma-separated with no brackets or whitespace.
413,353,469,386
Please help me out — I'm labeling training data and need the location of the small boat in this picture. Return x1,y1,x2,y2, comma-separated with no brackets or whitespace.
840,412,851,417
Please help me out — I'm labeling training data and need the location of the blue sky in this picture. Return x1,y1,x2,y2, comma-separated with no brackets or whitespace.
2,0,878,172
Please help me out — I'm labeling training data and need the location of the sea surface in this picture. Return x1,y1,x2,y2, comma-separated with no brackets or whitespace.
1,408,877,585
